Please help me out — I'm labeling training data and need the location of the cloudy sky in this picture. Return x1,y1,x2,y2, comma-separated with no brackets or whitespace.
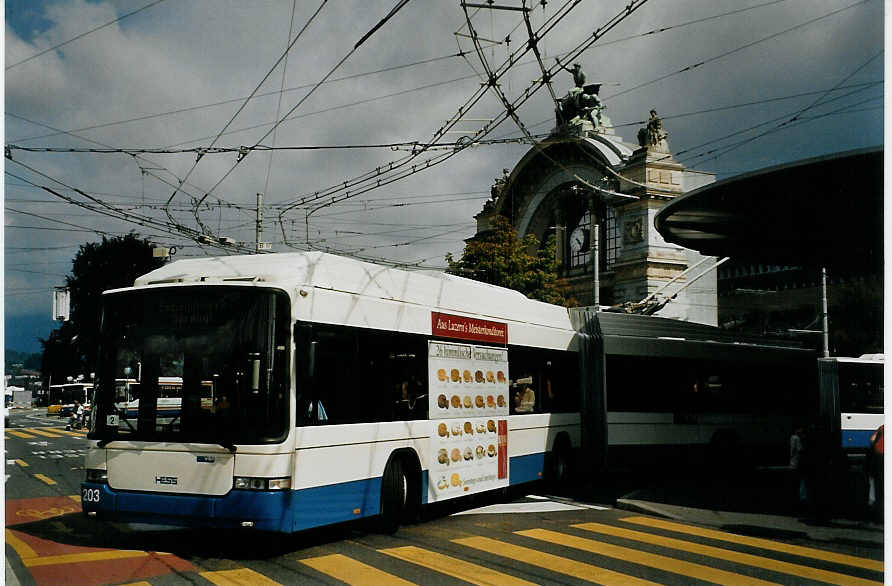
4,0,884,352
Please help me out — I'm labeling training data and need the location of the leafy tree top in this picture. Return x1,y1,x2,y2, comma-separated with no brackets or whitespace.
42,233,165,381
446,215,573,306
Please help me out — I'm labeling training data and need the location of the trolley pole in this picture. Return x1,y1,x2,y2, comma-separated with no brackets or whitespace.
255,192,263,251
589,190,599,310
821,267,830,357
591,224,600,309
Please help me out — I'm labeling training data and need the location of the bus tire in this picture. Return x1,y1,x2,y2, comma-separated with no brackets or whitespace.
379,457,408,534
708,430,739,470
548,436,573,495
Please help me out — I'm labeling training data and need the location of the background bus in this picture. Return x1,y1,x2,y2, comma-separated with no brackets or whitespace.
81,252,819,534
818,354,884,454
571,309,818,475
47,382,92,417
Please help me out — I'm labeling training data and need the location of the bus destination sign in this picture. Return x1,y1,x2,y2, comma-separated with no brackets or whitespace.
431,312,507,345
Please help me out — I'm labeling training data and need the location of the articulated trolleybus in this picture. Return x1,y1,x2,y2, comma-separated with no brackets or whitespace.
82,252,581,532
82,252,814,532
818,354,884,454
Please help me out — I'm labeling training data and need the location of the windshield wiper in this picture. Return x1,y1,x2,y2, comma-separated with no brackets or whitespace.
218,439,237,453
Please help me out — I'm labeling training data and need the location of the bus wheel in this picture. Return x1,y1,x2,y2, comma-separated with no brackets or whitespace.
548,439,572,495
379,458,407,534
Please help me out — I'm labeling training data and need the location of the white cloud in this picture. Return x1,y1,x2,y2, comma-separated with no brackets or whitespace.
4,0,884,346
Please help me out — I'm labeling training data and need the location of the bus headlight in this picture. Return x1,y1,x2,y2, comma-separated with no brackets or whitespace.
233,476,291,490
85,469,108,484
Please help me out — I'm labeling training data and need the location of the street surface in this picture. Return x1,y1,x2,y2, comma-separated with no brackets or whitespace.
5,408,884,585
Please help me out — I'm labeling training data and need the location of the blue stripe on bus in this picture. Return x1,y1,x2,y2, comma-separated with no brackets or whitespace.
83,452,549,532
287,477,382,532
509,452,545,485
82,477,383,533
842,430,874,450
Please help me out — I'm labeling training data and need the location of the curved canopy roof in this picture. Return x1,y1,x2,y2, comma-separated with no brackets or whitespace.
654,147,882,270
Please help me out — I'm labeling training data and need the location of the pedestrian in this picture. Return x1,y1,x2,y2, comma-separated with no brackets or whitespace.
790,426,807,509
66,400,82,431
866,424,883,518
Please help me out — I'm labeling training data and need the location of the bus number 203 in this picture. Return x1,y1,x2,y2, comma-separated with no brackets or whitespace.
82,488,101,503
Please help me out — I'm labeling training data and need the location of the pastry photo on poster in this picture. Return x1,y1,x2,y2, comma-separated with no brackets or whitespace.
428,341,509,420
428,416,508,501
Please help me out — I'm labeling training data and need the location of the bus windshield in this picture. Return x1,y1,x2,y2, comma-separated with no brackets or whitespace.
91,286,290,446
839,361,884,414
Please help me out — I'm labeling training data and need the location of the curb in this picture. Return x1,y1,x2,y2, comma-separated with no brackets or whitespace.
615,498,686,521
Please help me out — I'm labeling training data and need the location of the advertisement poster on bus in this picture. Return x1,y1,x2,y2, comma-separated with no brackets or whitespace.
427,337,509,501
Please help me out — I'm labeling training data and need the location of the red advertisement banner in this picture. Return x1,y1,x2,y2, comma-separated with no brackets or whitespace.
497,419,508,480
432,312,507,345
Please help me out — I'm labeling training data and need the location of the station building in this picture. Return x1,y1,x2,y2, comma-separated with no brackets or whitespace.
471,74,718,325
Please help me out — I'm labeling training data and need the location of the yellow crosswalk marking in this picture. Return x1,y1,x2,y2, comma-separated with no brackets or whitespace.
24,550,151,568
516,528,778,586
119,582,153,586
200,568,283,586
7,430,36,439
300,553,415,586
69,495,82,503
575,522,882,586
15,459,29,467
34,474,57,486
454,536,659,586
49,427,87,437
381,545,535,586
621,515,884,573
23,427,64,438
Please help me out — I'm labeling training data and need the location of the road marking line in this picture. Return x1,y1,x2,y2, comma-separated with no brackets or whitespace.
300,553,414,586
23,428,64,438
34,474,57,486
453,536,659,586
200,568,283,585
69,495,82,503
381,545,534,586
621,515,884,573
516,528,778,586
15,459,29,468
5,529,38,559
49,427,87,437
119,582,153,586
24,549,151,568
7,430,36,439
575,522,881,586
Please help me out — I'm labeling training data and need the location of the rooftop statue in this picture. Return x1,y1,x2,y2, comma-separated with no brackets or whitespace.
637,109,669,152
554,58,604,129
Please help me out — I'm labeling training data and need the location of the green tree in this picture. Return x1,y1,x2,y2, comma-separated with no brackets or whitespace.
446,215,573,306
41,233,166,385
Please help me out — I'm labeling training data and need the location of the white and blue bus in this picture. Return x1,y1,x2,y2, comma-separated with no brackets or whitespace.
818,354,884,453
82,252,581,532
82,252,816,533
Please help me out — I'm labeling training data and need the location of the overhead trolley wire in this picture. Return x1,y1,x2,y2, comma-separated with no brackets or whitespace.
605,0,874,101
166,0,329,230
275,0,589,247
5,111,251,231
6,0,169,71
695,49,884,163
190,0,415,223
9,52,475,144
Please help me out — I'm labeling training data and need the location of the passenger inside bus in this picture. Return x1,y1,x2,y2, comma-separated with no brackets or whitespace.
513,376,536,413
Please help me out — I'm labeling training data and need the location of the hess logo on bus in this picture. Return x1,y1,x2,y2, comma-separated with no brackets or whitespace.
154,476,178,485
